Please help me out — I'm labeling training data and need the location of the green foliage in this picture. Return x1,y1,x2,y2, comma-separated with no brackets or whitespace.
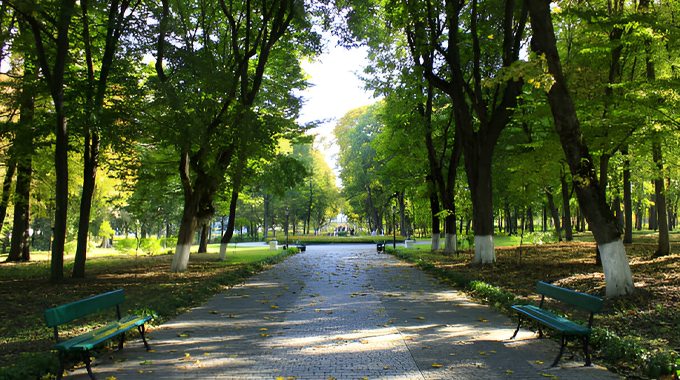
139,238,162,255
114,238,138,253
0,351,59,380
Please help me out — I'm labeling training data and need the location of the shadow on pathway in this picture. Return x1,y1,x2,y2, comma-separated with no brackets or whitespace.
67,244,621,380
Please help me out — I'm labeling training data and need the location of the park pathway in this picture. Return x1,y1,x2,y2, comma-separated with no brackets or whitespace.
70,244,620,379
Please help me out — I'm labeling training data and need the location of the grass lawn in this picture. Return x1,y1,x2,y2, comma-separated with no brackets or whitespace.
0,244,292,379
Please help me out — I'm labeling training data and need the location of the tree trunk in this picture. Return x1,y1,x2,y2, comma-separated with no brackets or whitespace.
546,188,562,242
623,146,633,243
653,138,670,256
542,204,547,232
427,176,441,251
73,130,99,277
467,147,496,264
0,154,16,231
220,154,246,260
198,223,209,253
560,171,573,241
172,152,218,272
7,49,36,263
263,192,270,237
398,191,406,237
7,156,32,262
649,190,657,230
529,0,634,297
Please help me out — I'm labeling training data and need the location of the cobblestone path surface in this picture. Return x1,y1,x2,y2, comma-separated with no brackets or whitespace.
68,244,621,379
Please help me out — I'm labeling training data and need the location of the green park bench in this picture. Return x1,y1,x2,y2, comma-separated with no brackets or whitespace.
510,281,603,367
44,289,154,380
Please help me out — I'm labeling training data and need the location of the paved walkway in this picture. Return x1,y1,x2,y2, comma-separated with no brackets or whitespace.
69,244,621,379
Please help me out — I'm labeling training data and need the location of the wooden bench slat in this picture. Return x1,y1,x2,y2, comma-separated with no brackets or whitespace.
54,315,153,352
511,305,590,335
45,289,126,327
535,282,603,313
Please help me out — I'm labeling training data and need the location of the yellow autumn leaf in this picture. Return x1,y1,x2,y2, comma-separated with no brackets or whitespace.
138,370,144,373
203,353,210,356
106,377,117,380
414,316,425,320
277,377,285,380
209,310,218,314
536,360,543,364
431,363,443,368
507,369,514,373
270,305,279,309
260,328,268,331
148,350,156,353
479,351,486,355
230,354,238,358
185,353,191,358
383,366,389,369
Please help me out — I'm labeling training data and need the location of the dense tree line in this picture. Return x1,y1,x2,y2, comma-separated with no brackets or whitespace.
331,0,680,297
0,0,339,280
1,0,679,298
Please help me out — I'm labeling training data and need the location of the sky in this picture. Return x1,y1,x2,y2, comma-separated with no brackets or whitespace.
295,35,378,186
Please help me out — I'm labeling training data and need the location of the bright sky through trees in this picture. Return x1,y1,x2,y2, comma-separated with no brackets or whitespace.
296,34,376,186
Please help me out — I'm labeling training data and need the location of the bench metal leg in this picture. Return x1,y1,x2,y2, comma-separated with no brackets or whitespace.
551,332,567,367
56,352,65,380
118,331,125,350
138,323,151,351
583,335,592,366
510,315,522,339
82,352,96,380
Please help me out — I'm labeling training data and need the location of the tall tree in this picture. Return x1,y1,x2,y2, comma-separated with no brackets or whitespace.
151,0,318,272
15,0,78,282
527,0,634,297
72,0,142,278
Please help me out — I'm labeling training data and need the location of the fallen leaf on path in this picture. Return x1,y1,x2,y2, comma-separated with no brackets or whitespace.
431,363,442,368
414,316,425,320
230,354,238,358
209,310,218,314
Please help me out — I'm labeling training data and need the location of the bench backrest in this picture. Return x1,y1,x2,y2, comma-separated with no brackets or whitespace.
536,282,603,313
44,289,125,327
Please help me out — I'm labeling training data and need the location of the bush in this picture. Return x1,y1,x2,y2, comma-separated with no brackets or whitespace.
139,237,162,255
114,238,138,253
0,351,60,380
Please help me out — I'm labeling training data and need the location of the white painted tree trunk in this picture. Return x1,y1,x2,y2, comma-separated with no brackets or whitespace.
473,235,496,264
600,240,634,297
171,243,192,272
444,233,457,254
431,233,441,252
219,242,228,261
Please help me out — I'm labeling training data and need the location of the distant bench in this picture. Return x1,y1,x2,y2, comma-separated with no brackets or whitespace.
44,289,154,380
376,242,385,252
510,281,603,367
283,243,306,252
